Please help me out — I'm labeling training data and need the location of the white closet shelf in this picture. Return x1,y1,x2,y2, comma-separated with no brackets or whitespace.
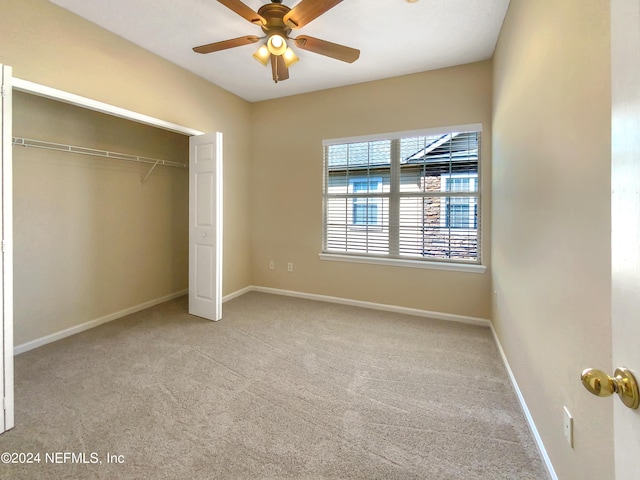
12,137,186,169
12,136,186,184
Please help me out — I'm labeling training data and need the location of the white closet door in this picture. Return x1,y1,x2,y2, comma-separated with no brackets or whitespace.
1,64,14,433
189,132,223,321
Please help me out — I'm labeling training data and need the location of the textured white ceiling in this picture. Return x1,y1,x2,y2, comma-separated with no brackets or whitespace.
49,0,510,102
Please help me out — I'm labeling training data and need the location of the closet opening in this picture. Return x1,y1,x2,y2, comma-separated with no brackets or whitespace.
12,89,192,353
3,77,222,435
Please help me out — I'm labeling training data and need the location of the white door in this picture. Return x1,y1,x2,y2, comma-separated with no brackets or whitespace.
611,1,640,477
189,132,223,321
0,64,14,433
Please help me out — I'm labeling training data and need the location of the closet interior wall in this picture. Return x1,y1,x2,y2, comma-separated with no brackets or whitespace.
13,91,189,347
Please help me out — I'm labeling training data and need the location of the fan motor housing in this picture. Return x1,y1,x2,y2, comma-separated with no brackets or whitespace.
258,3,292,37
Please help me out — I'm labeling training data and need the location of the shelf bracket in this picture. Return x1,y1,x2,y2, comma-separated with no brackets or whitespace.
141,160,160,185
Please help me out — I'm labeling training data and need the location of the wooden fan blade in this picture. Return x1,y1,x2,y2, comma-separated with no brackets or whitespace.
294,35,360,63
270,55,289,83
193,35,260,54
283,0,343,29
217,0,265,25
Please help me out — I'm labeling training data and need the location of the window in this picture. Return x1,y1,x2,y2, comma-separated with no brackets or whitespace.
442,174,478,229
323,125,481,264
350,177,382,226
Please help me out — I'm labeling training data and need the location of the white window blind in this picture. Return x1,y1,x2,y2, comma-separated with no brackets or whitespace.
323,126,481,264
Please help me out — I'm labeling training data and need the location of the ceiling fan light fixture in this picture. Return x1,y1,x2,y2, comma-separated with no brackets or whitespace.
283,47,299,68
252,44,270,65
194,0,362,84
267,34,287,56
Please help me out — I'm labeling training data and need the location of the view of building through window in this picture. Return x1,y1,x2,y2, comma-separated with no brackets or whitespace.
323,127,481,263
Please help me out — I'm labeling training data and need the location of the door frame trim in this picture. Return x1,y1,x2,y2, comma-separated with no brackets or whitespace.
12,78,204,137
1,65,14,433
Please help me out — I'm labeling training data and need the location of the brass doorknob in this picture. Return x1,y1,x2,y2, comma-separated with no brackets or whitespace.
581,367,639,409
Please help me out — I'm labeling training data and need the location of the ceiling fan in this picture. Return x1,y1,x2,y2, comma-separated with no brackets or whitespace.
193,0,360,83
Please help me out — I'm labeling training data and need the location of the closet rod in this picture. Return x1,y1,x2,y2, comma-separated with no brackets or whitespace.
12,137,187,169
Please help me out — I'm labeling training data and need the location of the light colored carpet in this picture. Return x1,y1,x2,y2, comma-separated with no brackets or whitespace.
0,292,548,479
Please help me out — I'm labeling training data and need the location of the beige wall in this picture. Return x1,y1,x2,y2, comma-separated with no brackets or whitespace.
1,0,252,345
492,0,612,478
250,62,492,319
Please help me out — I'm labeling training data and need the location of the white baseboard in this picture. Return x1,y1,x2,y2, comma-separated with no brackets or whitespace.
490,325,557,480
222,285,253,303
251,285,491,327
14,289,188,355
14,285,260,355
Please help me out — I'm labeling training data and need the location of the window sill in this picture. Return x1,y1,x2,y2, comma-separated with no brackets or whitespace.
318,253,487,274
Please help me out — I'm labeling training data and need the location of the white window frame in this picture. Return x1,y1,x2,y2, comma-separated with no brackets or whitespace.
320,123,485,274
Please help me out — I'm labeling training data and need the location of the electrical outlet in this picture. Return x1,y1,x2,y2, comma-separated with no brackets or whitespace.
563,406,573,448
269,260,274,270
287,262,293,272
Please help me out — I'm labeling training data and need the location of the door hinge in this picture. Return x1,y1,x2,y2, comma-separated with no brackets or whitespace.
0,86,5,98
1,240,5,253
